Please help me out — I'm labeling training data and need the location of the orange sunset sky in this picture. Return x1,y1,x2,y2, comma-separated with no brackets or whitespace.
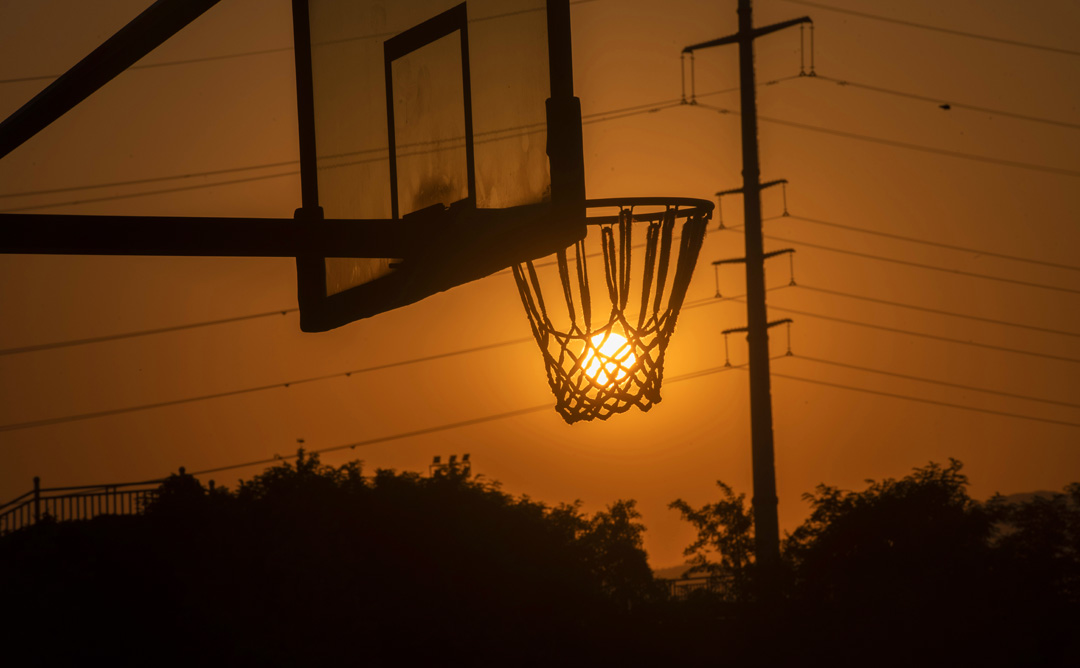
1,0,1077,568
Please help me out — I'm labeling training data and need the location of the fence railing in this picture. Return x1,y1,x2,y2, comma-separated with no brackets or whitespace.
659,575,726,600
0,476,165,536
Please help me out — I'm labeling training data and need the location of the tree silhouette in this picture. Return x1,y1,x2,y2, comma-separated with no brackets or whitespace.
669,460,1080,667
669,481,756,602
5,454,1077,666
0,452,658,666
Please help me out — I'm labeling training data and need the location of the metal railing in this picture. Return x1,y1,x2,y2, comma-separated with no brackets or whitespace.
660,575,726,600
0,476,165,535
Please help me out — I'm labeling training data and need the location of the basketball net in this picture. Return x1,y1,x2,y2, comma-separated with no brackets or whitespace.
513,202,709,423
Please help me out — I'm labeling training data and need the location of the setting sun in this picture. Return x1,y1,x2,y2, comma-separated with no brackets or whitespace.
581,331,637,387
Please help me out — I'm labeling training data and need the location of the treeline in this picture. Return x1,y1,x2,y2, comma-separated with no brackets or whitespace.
670,459,1080,666
1,454,1077,667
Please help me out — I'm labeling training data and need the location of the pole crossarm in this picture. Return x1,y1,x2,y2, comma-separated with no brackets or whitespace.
681,16,811,53
722,318,793,336
713,256,747,266
711,247,794,266
764,247,796,260
716,179,788,197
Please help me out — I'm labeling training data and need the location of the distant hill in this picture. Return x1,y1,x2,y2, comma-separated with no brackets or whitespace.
993,490,1060,504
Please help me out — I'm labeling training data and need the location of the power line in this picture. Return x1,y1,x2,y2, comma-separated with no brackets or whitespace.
0,288,758,358
0,0,606,86
0,337,533,433
0,108,633,202
0,96,717,212
187,359,755,478
188,404,552,478
0,169,300,213
794,354,1080,409
13,348,1073,487
188,350,1078,481
772,371,1080,429
813,74,1080,131
0,283,779,430
0,201,773,356
0,79,758,208
0,160,301,200
0,308,299,357
0,46,294,86
766,231,1080,294
0,231,779,357
721,227,1080,295
776,0,1080,57
785,213,1080,272
695,103,1080,178
796,283,1080,339
794,284,1080,338
737,299,1080,365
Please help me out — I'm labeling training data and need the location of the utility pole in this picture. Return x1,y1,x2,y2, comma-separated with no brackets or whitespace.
682,1,810,596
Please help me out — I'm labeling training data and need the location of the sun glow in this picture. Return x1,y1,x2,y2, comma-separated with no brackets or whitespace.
581,332,637,387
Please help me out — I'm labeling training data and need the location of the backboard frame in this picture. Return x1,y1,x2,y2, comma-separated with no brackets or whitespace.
292,0,585,332
385,4,476,221
0,0,584,335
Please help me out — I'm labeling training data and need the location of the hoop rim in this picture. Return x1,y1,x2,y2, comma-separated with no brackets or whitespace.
585,197,714,225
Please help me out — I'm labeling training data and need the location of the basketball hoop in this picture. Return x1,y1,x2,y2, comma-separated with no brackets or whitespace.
513,197,713,423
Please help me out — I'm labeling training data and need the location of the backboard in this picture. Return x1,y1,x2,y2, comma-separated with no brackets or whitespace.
292,0,585,331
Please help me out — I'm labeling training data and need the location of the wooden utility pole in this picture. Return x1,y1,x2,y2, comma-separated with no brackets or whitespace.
736,0,781,585
682,0,811,595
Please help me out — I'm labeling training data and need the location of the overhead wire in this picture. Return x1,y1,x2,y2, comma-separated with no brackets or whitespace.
0,48,292,86
193,351,1077,480
0,213,782,356
0,82,742,205
0,308,299,357
0,160,302,200
796,284,1080,339
776,0,1080,57
5,275,1068,439
0,287,773,431
0,213,774,357
8,347,1067,485
187,358,759,478
0,0,606,86
720,227,1080,295
730,299,1080,365
0,337,533,433
771,371,1080,429
784,213,1080,272
9,68,1075,210
793,354,1080,410
0,169,301,213
0,94,716,212
0,45,294,86
8,344,1073,486
812,74,1080,131
695,102,1080,178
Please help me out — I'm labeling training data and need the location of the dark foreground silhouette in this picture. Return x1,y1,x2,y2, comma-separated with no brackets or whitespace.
671,459,1080,667
2,453,659,667
2,455,1077,667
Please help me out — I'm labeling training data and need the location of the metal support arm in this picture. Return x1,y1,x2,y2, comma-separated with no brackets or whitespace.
721,318,793,336
0,213,413,258
0,0,222,160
